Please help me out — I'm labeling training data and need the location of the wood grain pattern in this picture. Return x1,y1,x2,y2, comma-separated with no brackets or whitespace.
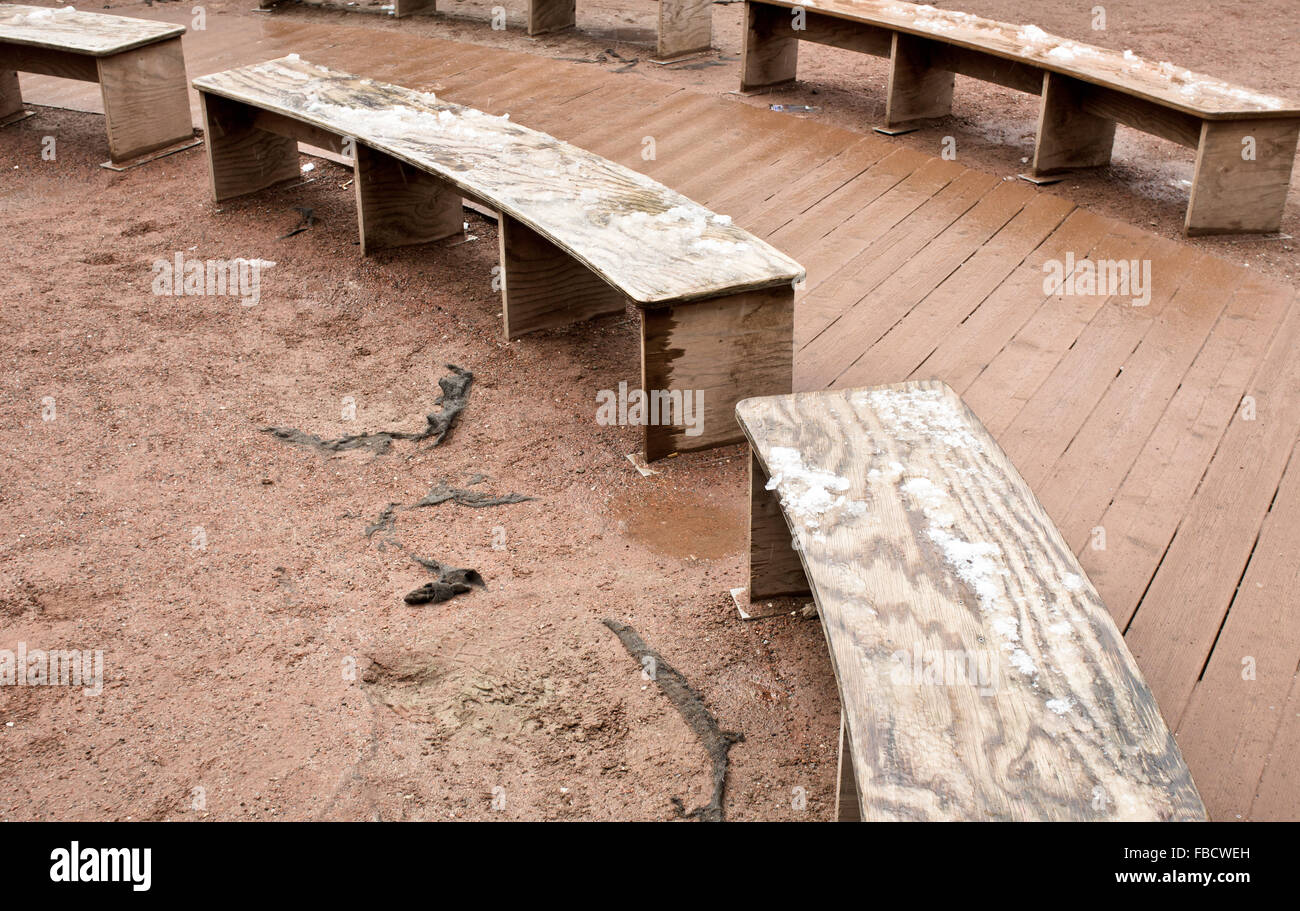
193,57,803,306
657,0,714,60
749,450,811,599
0,69,22,120
499,213,628,338
354,141,464,255
528,0,577,36
199,91,299,202
884,33,954,128
1185,117,1300,235
1032,71,1116,176
735,381,1206,820
641,285,794,460
3,44,101,82
744,0,1299,118
836,714,861,821
0,5,185,57
740,1,799,92
97,37,193,163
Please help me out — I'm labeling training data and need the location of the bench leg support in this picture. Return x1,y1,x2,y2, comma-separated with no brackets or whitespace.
884,33,954,130
499,213,627,338
1031,71,1116,177
740,1,798,92
641,285,794,461
528,0,576,36
1,70,25,122
97,37,193,164
354,142,464,255
748,448,812,599
393,0,437,17
1185,117,1300,235
836,712,861,821
199,91,299,202
658,0,713,60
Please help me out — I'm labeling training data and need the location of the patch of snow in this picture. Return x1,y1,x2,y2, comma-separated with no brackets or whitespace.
764,446,866,531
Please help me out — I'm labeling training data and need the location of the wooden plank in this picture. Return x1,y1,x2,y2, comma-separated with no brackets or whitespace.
994,240,1205,489
909,208,1112,393
798,11,893,58
836,713,861,820
96,37,193,163
641,285,794,460
1175,441,1300,820
1038,254,1256,549
735,381,1205,820
793,162,993,344
1080,280,1296,626
1122,296,1300,724
803,176,1035,388
0,68,22,120
744,0,1299,118
2,44,100,82
1186,118,1300,235
198,91,299,202
1251,677,1300,820
1032,71,1116,176
884,33,954,129
528,0,576,36
957,231,1162,438
740,0,799,92
834,191,1075,388
499,213,628,338
354,142,464,255
0,4,185,57
657,0,713,60
193,58,802,306
749,451,811,599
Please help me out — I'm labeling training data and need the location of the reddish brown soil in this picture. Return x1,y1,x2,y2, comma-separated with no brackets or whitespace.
1,0,1295,821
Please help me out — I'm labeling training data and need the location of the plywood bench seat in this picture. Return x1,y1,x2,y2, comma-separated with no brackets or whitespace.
0,4,194,162
735,380,1207,820
194,57,803,460
740,0,1300,235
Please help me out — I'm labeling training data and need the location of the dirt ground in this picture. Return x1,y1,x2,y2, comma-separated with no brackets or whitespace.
1,0,1296,821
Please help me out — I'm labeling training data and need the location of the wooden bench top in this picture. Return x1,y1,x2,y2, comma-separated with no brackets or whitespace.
0,5,186,57
736,380,1205,820
193,56,804,306
753,0,1299,119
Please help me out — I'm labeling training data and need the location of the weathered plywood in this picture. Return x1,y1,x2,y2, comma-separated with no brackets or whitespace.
1186,118,1300,235
0,68,22,120
657,0,713,60
354,142,464,255
641,285,794,459
97,36,193,163
884,33,954,128
0,5,185,57
735,381,1206,820
193,57,803,306
746,0,1299,118
1032,71,1117,175
528,0,576,36
740,1,799,91
499,213,628,338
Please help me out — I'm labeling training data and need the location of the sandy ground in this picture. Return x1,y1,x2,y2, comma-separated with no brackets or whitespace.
1,0,1296,821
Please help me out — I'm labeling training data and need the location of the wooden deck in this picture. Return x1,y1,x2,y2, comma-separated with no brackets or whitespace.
21,12,1300,821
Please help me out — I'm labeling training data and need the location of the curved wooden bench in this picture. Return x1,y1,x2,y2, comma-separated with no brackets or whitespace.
194,56,803,459
0,4,194,163
736,380,1206,820
739,0,1300,235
